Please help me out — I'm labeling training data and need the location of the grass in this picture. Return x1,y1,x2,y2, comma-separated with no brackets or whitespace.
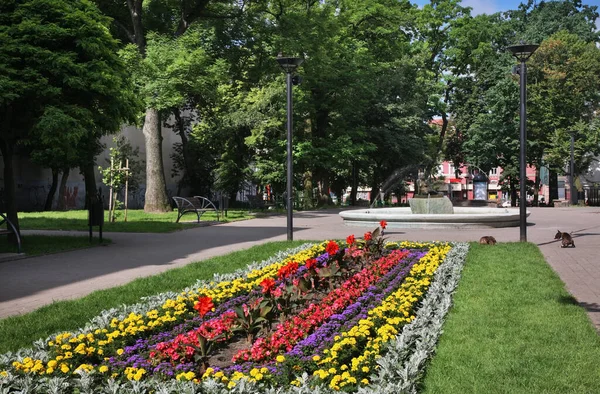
0,240,308,354
0,235,110,255
17,209,256,233
421,242,600,394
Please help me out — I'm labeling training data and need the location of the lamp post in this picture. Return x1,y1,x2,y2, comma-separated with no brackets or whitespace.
276,55,303,241
570,131,578,205
508,42,539,242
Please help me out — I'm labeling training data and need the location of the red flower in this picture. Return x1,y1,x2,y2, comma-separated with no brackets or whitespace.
364,232,372,241
379,220,387,230
260,278,276,294
305,258,317,270
278,261,299,279
346,234,355,246
326,240,340,255
193,296,214,317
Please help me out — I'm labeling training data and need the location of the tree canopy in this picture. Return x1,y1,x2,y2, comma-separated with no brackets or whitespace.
5,0,600,215
0,0,138,231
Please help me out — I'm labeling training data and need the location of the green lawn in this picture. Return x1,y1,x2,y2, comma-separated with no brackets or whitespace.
17,209,256,233
0,234,110,255
0,241,308,353
422,242,600,393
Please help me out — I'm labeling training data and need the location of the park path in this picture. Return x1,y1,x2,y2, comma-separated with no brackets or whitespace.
1,207,599,330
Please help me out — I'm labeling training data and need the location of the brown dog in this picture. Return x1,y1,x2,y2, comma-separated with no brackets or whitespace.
554,230,575,248
479,236,497,245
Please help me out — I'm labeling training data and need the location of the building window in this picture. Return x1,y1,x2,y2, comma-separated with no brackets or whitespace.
489,167,498,175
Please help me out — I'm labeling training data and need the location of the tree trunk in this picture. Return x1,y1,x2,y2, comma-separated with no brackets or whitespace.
0,139,20,240
82,161,98,208
315,171,331,207
303,171,314,209
143,108,170,212
173,108,194,196
533,168,540,206
510,180,518,207
369,166,381,205
57,168,70,211
350,162,358,206
44,168,59,211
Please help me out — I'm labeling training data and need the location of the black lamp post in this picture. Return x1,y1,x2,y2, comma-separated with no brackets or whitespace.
276,55,303,241
570,131,578,205
508,42,539,242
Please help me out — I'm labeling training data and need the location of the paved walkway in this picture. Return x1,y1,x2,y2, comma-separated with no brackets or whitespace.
1,207,599,330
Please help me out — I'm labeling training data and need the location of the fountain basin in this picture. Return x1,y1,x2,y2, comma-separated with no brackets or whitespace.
339,207,530,229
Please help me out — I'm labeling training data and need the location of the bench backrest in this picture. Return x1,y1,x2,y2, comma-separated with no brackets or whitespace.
173,196,217,211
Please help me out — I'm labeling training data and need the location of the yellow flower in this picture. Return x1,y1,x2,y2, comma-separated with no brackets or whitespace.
99,366,109,373
116,349,124,356
276,355,285,363
312,355,321,362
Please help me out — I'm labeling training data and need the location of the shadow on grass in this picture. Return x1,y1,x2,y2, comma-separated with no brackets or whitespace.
558,295,600,313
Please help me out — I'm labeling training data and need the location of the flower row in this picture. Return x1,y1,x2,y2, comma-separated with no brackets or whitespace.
7,242,328,377
202,243,452,390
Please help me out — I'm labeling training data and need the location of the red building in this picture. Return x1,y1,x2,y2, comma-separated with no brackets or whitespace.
405,161,539,204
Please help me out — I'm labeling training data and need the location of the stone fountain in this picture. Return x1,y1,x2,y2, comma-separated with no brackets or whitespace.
340,194,529,229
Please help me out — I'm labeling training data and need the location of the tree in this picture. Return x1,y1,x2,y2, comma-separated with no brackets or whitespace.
0,0,138,235
528,31,600,188
94,0,243,212
507,0,599,44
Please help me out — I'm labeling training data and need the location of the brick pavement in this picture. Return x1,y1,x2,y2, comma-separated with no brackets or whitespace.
1,207,598,330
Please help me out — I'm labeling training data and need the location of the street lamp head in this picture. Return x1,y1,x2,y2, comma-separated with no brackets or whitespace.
507,42,539,62
276,56,304,74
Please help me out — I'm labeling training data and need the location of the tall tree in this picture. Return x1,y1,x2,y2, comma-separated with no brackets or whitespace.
528,31,600,180
0,0,137,234
94,0,242,212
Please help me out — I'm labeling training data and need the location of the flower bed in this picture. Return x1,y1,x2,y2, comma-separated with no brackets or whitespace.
0,228,469,393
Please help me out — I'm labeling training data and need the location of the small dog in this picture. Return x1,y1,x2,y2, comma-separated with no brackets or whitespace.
554,230,575,248
479,236,497,245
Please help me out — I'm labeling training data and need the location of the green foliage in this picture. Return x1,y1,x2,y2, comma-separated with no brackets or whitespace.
0,0,140,230
527,31,600,174
233,298,274,343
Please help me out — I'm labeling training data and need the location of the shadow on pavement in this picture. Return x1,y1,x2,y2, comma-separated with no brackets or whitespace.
0,225,287,303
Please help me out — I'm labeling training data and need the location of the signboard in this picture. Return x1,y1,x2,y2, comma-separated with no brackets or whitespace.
473,182,487,200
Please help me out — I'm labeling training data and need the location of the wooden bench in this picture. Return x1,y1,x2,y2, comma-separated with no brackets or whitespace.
0,212,22,253
172,196,220,223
